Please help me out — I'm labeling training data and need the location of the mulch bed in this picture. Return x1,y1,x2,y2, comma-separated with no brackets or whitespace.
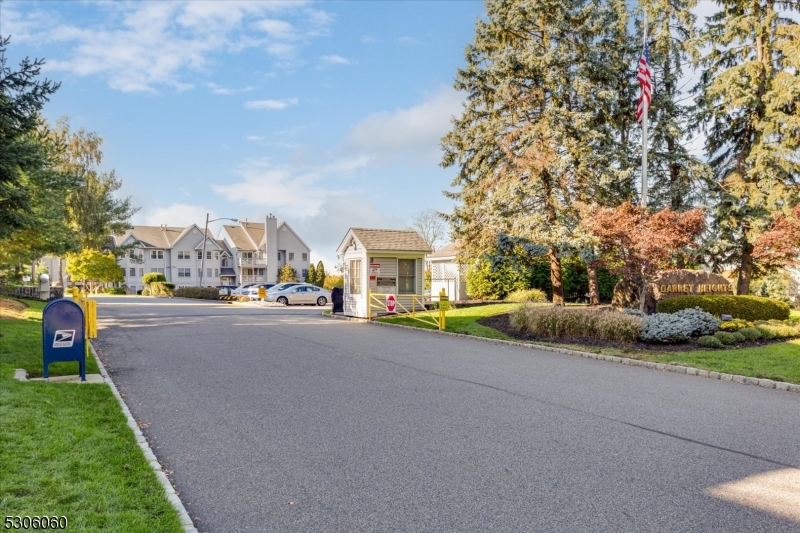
478,313,782,353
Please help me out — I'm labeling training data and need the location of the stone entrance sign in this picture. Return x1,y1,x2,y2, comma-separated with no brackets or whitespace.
613,269,734,312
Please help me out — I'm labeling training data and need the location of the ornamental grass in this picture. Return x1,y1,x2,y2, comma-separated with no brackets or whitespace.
510,304,644,343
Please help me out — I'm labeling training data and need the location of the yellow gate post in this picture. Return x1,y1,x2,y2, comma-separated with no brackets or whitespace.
438,288,448,331
71,287,79,302
368,288,372,320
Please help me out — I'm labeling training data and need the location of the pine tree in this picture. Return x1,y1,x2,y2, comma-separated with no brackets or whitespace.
642,0,711,220
315,261,326,288
694,0,800,294
306,263,317,285
442,0,611,304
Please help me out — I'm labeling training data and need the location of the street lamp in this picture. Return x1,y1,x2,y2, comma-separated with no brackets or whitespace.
200,214,238,287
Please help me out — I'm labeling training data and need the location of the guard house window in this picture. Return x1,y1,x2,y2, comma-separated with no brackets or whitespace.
289,252,295,261
151,250,164,260
349,259,362,294
129,268,135,277
398,259,416,294
178,251,190,260
302,253,308,262
178,268,191,278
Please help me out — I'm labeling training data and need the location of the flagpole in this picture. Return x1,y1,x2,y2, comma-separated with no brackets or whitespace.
640,11,648,208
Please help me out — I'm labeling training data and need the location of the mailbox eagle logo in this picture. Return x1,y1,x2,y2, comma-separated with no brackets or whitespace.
53,330,76,348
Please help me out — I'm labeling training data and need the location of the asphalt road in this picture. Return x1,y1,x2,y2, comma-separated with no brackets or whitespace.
92,296,800,532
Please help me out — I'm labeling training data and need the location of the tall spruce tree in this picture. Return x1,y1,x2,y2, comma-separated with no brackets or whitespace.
694,0,800,293
643,0,710,219
442,0,611,304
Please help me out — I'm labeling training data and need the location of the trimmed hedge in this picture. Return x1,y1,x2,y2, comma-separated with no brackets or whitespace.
150,282,174,297
103,287,125,295
173,287,220,300
657,295,790,321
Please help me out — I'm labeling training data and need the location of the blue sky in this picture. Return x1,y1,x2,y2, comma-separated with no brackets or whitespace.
3,0,487,269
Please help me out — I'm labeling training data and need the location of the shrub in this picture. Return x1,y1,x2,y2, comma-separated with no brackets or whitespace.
510,305,643,343
738,327,762,341
466,258,528,300
714,331,739,345
142,272,166,285
698,335,724,348
506,288,548,303
719,318,753,331
639,308,720,343
754,319,800,339
173,287,220,300
150,282,174,297
141,288,150,296
657,295,790,321
103,287,125,295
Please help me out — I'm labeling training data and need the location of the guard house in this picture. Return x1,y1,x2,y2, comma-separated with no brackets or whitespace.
336,228,432,318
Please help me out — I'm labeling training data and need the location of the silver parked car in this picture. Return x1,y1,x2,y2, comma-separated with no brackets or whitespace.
266,283,331,306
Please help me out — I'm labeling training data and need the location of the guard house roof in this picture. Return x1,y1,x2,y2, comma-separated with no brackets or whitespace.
337,228,432,254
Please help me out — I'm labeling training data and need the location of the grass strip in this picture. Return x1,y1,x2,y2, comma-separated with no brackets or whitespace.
378,303,520,339
379,302,800,384
0,298,184,532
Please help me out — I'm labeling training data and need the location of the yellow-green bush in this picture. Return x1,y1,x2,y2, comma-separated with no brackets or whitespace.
719,318,753,331
754,319,800,339
657,295,789,321
506,288,548,303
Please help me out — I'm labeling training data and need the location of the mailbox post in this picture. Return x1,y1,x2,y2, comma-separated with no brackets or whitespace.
42,299,86,381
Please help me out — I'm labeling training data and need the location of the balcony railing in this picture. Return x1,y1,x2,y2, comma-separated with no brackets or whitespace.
238,255,266,266
241,275,266,283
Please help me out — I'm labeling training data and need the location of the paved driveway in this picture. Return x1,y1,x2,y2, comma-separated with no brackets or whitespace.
92,297,800,532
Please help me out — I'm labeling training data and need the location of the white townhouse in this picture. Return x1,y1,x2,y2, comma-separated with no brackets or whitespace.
218,215,311,285
114,225,231,292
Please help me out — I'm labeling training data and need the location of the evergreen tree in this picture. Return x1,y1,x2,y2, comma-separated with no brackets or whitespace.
642,0,711,219
306,263,317,285
442,0,612,304
693,0,800,293
0,36,60,240
315,261,326,287
278,263,297,283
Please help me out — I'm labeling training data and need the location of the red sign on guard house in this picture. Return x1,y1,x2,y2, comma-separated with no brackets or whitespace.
386,294,397,313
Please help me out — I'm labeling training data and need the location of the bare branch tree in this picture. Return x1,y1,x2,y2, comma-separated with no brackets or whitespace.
410,209,448,251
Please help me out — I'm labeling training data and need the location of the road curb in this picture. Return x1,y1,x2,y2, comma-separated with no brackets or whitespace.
322,313,800,394
88,342,198,532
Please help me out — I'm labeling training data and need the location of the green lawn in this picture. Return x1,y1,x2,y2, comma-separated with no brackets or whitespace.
378,302,800,384
378,303,520,339
0,298,183,532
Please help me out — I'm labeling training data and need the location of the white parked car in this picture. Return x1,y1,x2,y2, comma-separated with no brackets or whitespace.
244,283,276,300
230,284,255,296
266,283,331,306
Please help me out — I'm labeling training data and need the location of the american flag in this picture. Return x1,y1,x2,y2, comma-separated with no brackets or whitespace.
636,39,652,124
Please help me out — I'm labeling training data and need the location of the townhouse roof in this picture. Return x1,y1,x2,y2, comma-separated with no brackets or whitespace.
115,226,186,248
222,224,257,250
339,228,432,253
428,242,460,260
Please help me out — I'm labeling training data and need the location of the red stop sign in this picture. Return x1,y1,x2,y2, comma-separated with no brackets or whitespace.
386,294,397,313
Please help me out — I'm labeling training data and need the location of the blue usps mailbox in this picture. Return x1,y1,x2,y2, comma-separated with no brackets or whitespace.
42,299,86,381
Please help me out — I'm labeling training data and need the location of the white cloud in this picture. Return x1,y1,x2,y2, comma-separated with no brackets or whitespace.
133,203,217,229
6,1,333,92
210,155,369,217
206,82,255,95
246,135,267,141
244,98,298,110
396,36,420,46
345,86,464,165
320,54,350,65
361,34,378,44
